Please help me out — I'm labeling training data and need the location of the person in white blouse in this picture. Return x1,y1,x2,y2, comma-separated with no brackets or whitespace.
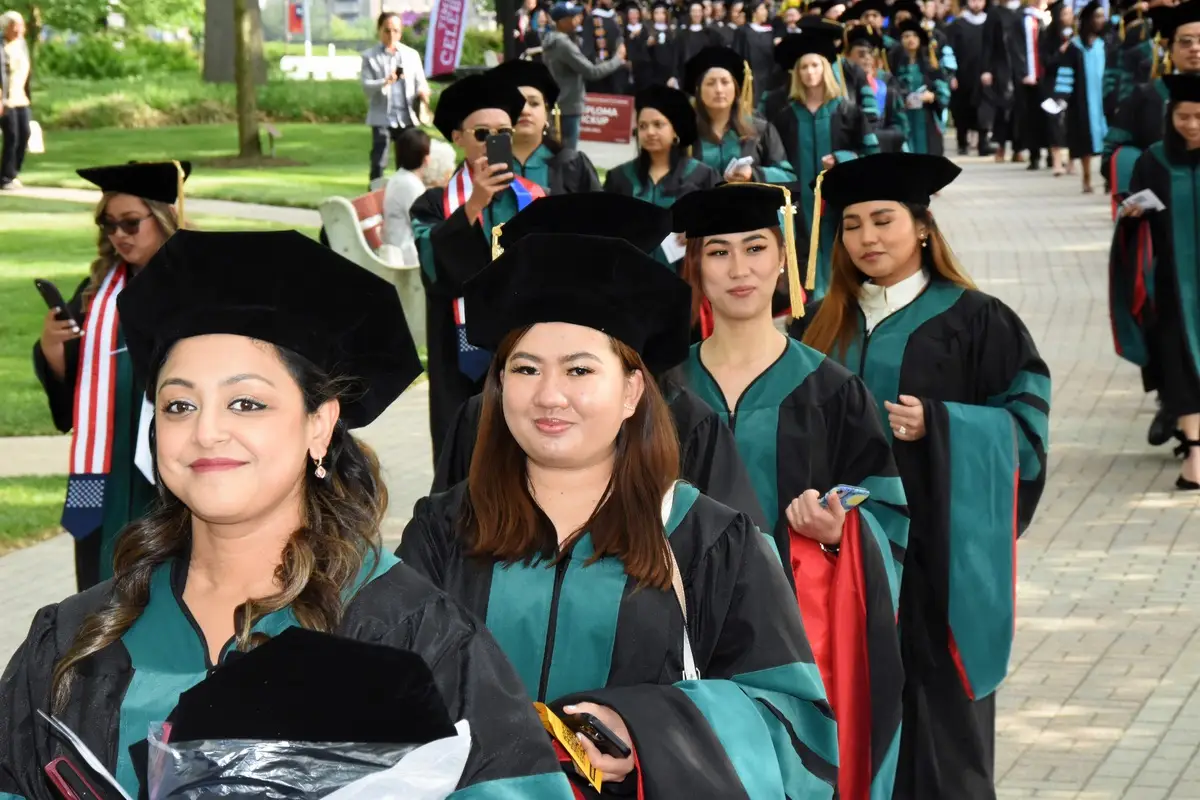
361,11,431,185
380,129,455,266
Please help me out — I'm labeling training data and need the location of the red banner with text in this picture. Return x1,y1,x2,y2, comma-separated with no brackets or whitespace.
423,0,469,77
581,94,634,144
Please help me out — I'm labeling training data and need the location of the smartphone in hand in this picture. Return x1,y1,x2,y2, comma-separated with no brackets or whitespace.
819,484,871,511
561,711,632,759
35,279,81,327
485,132,515,181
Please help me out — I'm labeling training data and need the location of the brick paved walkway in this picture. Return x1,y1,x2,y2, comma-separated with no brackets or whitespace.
2,154,1198,799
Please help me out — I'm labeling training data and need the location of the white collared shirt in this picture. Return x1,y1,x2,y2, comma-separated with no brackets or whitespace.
858,269,930,333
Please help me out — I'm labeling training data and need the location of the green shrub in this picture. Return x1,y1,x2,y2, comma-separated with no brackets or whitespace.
37,34,199,80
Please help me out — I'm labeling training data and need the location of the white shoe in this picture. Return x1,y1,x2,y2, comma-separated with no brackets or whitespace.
9,178,23,188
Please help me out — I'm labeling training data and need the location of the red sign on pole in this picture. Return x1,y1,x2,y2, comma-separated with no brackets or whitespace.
580,94,634,144
287,1,303,34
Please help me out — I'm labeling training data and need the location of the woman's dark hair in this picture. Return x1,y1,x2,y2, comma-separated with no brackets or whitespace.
397,127,432,171
464,327,680,590
377,10,402,30
634,147,683,183
803,203,975,356
51,345,387,711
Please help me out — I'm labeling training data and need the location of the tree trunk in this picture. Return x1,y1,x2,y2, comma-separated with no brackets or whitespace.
234,0,262,158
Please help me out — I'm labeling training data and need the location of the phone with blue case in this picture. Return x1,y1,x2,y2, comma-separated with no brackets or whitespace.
820,484,870,510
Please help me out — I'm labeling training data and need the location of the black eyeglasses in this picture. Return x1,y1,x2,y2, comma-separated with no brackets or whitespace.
468,126,515,142
97,216,151,236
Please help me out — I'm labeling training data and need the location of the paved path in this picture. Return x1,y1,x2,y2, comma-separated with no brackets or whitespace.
8,185,323,227
3,154,1199,799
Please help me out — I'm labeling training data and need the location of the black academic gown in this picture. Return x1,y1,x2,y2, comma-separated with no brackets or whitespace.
410,186,526,465
512,142,603,195
0,553,574,799
1102,78,1167,191
733,24,778,100
980,3,1025,141
669,338,908,799
398,481,840,799
430,377,765,526
1111,139,1200,415
642,25,681,86
582,9,626,93
793,279,1051,800
947,14,989,130
674,24,720,76
623,23,653,91
31,276,155,593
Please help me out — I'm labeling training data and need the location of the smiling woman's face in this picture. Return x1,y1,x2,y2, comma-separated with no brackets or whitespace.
698,227,784,322
154,334,337,526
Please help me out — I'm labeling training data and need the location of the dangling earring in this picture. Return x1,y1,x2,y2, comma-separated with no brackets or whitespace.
920,234,929,248
312,455,327,479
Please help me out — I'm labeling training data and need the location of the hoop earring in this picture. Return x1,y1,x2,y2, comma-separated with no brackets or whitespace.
312,455,327,480
672,135,680,146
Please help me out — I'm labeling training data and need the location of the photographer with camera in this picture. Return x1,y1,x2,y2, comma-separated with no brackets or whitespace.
362,11,431,185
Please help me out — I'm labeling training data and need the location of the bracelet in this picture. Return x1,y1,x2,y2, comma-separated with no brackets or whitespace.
820,542,840,556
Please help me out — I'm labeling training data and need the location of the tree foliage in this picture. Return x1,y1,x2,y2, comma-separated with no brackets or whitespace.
9,0,203,36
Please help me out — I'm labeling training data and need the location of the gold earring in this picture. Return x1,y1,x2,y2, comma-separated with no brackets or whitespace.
313,455,327,479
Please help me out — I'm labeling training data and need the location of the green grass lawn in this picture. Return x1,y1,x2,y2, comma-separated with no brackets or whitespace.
21,123,375,208
0,196,318,436
0,476,66,553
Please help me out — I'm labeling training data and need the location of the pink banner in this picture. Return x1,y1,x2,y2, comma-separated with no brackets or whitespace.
423,0,469,77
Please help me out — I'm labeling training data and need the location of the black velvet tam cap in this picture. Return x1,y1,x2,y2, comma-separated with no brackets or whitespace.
76,160,191,205
635,84,699,148
846,22,885,49
896,18,929,47
498,193,673,254
1165,73,1200,103
683,45,748,95
889,0,923,19
840,0,888,22
168,628,457,745
432,72,528,140
463,233,693,372
774,31,839,71
490,58,561,109
1151,0,1200,41
672,183,789,238
818,152,962,210
117,230,423,429
798,14,844,35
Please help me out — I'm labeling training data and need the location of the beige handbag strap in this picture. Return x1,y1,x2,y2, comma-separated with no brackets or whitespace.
662,485,700,681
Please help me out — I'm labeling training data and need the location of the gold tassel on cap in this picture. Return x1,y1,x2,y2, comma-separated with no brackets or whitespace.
172,159,186,222
779,185,804,318
553,105,562,142
491,223,505,260
928,40,938,69
740,60,755,120
805,170,826,294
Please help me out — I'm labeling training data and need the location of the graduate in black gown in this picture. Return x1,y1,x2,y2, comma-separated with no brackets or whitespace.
670,183,908,800
409,74,536,466
34,161,188,592
621,2,654,91
431,192,763,522
794,153,1051,800
845,22,911,152
1050,0,1109,192
734,0,779,99
400,231,839,798
893,19,953,156
604,85,721,267
947,0,995,155
582,0,627,93
0,230,572,800
643,1,682,86
488,59,603,194
675,0,720,73
980,0,1028,162
1111,73,1200,490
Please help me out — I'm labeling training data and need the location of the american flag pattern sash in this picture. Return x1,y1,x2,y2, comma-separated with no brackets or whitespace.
61,264,127,540
442,167,545,381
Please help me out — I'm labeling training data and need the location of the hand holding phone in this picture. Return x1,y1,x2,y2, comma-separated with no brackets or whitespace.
35,279,81,327
485,132,514,176
819,484,870,511
560,703,634,777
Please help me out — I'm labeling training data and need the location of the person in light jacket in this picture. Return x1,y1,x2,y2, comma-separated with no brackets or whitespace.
1,9,32,191
542,1,627,149
361,11,430,185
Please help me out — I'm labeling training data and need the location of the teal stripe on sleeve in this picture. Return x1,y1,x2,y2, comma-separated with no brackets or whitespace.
732,661,838,766
486,561,557,698
543,534,627,702
989,370,1051,481
942,45,957,71
761,161,798,182
0,793,27,799
449,770,575,798
945,403,1018,700
414,216,438,282
832,149,858,163
675,681,789,798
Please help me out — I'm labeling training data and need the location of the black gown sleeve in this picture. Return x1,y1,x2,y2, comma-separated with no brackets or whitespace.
602,163,634,195
0,605,62,800
677,406,768,531
430,394,484,493
561,149,603,194
555,504,838,797
32,278,89,434
410,188,493,292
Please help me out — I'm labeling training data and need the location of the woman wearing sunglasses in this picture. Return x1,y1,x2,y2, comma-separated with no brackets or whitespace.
33,160,189,591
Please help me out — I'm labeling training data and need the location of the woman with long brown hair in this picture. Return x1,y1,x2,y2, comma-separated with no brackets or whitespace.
399,231,838,798
669,182,907,800
2,230,572,800
34,161,188,591
683,45,796,183
768,31,877,299
795,153,1051,800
